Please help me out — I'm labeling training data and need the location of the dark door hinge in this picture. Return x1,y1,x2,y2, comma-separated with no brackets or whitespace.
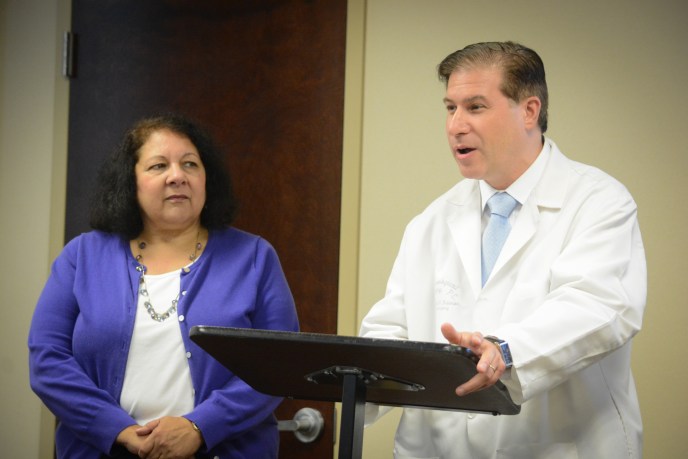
62,31,75,78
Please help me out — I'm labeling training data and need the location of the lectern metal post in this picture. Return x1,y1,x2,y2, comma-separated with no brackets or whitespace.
338,371,367,459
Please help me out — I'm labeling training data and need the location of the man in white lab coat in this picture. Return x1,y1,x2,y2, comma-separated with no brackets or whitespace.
360,41,647,459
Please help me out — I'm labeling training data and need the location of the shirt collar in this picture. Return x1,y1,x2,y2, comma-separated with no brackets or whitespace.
480,138,551,211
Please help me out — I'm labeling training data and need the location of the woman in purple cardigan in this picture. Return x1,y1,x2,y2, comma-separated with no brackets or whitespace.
28,114,299,459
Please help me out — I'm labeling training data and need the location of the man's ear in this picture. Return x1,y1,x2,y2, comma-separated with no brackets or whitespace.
522,96,542,130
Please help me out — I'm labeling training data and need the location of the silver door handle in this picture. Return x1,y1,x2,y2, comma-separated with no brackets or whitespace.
277,407,324,443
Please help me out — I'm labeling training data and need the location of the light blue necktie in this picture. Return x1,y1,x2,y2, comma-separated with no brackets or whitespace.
481,192,518,286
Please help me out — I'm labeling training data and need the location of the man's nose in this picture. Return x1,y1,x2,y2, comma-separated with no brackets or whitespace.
447,111,469,136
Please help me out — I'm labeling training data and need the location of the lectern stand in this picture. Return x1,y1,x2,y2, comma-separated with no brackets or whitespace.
190,326,520,459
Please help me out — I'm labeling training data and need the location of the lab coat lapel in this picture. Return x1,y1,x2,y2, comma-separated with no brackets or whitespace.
490,143,569,280
493,200,538,274
447,182,482,298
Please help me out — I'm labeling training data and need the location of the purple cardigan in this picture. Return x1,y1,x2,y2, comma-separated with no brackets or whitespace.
28,228,299,459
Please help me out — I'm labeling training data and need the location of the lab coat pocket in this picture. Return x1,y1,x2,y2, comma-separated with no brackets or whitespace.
394,454,439,459
507,279,547,302
502,281,547,321
496,442,578,459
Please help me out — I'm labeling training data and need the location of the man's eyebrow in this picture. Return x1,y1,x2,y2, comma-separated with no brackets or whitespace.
443,95,488,105
462,95,488,104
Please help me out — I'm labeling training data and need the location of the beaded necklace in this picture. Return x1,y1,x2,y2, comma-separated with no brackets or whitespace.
135,233,202,322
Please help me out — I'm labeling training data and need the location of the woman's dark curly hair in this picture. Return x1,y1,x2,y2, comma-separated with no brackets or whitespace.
89,114,238,239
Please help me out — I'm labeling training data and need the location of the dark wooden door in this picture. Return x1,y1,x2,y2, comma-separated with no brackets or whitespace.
65,1,346,457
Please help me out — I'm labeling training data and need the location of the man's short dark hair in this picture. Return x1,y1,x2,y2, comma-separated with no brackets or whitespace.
438,41,549,133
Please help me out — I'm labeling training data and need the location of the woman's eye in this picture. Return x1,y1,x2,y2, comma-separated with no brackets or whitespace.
148,163,166,171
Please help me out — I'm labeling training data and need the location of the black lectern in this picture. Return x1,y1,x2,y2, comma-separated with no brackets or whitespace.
190,326,520,459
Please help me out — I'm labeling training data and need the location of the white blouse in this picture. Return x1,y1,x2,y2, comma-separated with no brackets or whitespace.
120,267,195,425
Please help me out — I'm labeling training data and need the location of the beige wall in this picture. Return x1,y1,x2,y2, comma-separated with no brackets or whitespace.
350,0,688,458
0,0,69,457
2,0,686,458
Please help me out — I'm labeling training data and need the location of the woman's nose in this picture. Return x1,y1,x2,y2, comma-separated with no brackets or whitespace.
166,164,187,184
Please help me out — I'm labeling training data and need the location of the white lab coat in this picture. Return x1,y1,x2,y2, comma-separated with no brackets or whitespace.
360,140,647,459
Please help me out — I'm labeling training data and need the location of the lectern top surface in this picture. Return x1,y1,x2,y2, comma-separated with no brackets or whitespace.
190,326,520,416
